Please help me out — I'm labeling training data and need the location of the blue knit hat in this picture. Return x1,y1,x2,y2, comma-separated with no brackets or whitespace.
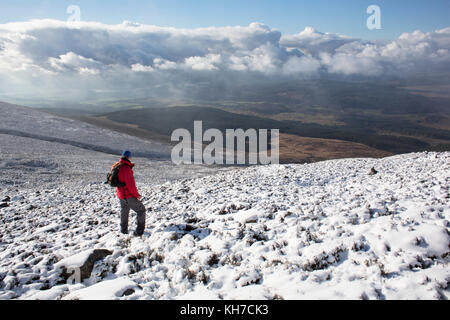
122,150,131,158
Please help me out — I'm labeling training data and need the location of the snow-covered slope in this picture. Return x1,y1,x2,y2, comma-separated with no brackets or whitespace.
0,152,448,300
0,101,229,188
0,101,171,158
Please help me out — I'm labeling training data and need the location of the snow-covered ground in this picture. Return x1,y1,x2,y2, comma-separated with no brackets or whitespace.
0,151,448,300
0,101,172,159
0,132,231,188
0,102,232,188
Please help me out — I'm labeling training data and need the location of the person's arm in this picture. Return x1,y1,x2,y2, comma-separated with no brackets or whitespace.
123,167,141,199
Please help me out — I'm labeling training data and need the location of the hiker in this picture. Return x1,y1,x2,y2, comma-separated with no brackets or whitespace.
114,150,146,236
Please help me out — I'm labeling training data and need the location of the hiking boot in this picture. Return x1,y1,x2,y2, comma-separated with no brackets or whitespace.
133,230,144,237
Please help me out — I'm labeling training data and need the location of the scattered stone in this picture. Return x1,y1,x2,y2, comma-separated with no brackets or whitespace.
57,249,113,282
369,167,378,175
0,202,9,208
122,288,135,296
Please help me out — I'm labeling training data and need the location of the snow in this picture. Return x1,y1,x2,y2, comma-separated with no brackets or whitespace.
0,151,449,300
35,223,60,234
233,208,260,224
54,249,95,270
63,277,141,300
0,101,171,159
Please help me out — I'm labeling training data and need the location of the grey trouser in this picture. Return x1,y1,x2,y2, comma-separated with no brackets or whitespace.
119,197,146,234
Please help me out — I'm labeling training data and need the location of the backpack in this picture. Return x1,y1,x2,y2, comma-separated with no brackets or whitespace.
105,162,126,187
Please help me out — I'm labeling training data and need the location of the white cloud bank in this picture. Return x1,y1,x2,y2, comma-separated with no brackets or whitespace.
0,19,449,100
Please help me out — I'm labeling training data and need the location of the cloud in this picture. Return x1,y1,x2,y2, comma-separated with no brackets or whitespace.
282,55,321,75
48,52,102,74
281,26,450,76
0,19,449,101
280,26,355,56
185,54,222,71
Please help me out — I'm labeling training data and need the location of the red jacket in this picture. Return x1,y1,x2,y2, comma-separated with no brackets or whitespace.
116,158,141,200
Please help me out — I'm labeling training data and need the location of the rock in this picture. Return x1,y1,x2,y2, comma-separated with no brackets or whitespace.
368,167,378,175
122,288,135,297
11,195,24,202
0,202,9,208
57,249,113,282
1,196,10,202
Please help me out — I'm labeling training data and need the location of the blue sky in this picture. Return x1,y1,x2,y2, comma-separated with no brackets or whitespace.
1,0,449,39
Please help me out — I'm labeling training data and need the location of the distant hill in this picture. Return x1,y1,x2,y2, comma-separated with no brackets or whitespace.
11,78,450,163
96,106,432,157
0,101,172,159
